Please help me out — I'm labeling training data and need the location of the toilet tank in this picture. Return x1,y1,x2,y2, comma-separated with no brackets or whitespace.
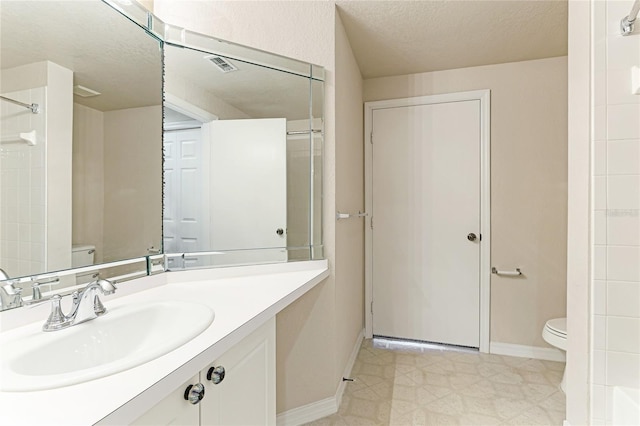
72,245,95,268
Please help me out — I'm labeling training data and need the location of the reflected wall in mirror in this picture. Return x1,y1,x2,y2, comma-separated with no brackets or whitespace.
162,38,324,268
0,1,163,288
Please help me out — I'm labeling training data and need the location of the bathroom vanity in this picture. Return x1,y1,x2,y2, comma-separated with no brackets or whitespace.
0,261,329,425
0,2,328,424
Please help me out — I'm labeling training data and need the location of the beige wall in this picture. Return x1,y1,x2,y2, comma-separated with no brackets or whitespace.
72,104,105,264
103,106,162,263
154,0,368,414
335,12,365,380
364,57,568,348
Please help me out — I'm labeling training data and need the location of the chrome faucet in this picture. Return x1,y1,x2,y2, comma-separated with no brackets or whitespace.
0,281,23,310
42,278,116,332
0,269,23,310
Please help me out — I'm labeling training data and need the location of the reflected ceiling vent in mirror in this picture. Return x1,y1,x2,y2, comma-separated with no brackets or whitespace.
205,55,238,73
73,85,101,98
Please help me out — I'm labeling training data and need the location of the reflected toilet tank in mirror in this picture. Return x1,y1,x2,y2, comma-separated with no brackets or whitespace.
0,1,163,283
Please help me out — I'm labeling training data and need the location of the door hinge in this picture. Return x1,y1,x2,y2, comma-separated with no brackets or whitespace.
370,131,373,144
370,301,374,314
479,234,482,241
370,216,373,229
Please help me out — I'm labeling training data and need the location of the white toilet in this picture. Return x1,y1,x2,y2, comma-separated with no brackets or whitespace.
542,317,567,393
72,244,96,284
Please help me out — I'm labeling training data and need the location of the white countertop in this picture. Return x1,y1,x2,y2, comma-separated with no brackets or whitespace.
0,260,329,425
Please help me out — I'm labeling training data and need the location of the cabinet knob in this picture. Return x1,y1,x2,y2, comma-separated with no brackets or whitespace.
184,383,205,404
207,365,226,384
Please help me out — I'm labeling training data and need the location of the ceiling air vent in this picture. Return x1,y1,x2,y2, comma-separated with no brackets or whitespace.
205,56,238,73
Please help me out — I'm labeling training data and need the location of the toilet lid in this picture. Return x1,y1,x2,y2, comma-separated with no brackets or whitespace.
546,318,567,336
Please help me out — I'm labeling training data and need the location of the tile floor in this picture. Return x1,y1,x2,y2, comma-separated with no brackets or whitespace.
307,338,566,425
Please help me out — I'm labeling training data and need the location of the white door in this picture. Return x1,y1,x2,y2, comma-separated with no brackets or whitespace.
371,100,481,348
163,128,208,267
203,118,287,265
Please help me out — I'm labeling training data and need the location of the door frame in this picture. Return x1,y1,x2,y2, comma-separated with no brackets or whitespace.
364,90,491,353
163,93,218,256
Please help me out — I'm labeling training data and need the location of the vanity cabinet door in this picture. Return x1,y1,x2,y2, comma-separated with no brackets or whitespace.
130,375,200,426
200,318,276,426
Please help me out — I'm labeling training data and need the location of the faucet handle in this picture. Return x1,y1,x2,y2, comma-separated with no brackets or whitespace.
32,282,42,301
42,295,69,332
94,294,107,316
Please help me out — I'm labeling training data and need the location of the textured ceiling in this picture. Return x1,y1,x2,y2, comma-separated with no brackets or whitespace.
337,0,568,79
165,45,319,121
1,1,162,111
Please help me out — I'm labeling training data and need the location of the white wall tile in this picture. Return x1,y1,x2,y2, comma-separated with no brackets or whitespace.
595,69,607,107
595,140,607,176
607,246,640,281
606,0,637,36
608,281,640,317
607,34,640,69
607,68,640,105
607,175,640,209
31,243,43,263
595,105,607,140
595,314,607,350
606,316,640,353
606,385,616,423
595,280,607,315
595,210,607,245
17,223,30,242
607,104,640,140
608,139,640,174
594,350,607,385
595,246,607,280
19,241,30,260
30,224,44,244
607,210,640,246
594,0,607,39
606,351,640,386
595,176,607,210
591,383,607,419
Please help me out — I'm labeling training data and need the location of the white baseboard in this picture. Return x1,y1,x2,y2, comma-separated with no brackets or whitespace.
276,396,338,426
490,341,566,362
276,329,364,426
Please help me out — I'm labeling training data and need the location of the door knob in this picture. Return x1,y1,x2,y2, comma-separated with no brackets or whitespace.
467,233,478,242
276,228,284,236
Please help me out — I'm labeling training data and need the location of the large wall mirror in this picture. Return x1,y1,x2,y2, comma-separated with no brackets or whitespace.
160,22,324,268
0,1,163,301
0,0,324,311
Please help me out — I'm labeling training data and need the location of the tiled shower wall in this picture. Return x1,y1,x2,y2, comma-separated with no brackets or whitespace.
591,0,640,423
0,87,46,277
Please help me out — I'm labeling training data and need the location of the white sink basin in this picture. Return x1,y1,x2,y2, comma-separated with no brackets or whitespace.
1,300,214,392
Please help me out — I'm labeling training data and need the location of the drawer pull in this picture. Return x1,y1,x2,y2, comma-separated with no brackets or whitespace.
184,383,205,404
207,366,226,384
